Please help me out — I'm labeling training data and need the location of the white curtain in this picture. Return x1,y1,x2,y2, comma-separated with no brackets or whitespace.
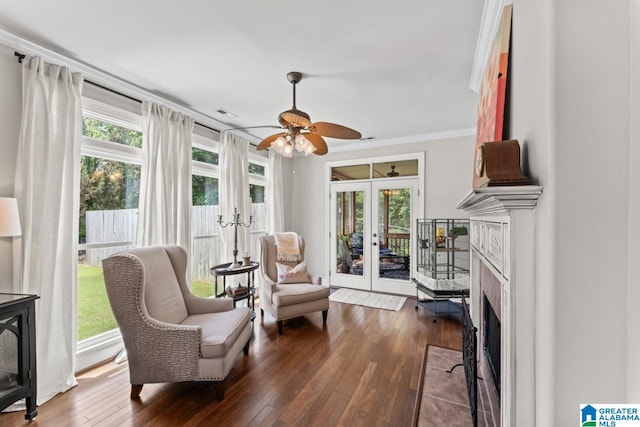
268,151,285,233
136,102,194,251
13,56,83,404
219,132,252,264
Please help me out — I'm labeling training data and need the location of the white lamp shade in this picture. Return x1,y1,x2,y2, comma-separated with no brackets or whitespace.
304,143,317,156
294,134,309,152
0,197,22,237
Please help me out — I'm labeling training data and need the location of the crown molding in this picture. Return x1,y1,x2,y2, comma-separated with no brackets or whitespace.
0,27,259,143
328,127,477,153
469,0,511,93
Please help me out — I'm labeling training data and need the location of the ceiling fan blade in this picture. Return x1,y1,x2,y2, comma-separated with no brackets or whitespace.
305,132,328,155
256,132,286,151
312,122,362,140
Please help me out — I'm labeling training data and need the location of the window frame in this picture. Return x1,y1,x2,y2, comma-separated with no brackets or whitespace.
80,98,143,249
77,96,143,371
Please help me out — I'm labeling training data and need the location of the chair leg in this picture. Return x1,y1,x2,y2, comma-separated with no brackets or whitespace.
130,384,143,399
322,309,328,323
277,320,283,335
215,380,225,401
243,340,250,355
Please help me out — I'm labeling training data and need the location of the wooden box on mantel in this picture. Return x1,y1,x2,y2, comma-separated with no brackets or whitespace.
475,140,529,188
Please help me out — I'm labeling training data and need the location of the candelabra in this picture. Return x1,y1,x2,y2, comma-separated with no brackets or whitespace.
218,207,253,268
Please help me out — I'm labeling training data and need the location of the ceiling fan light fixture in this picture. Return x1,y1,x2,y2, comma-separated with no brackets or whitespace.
255,71,361,157
294,134,310,152
304,144,316,156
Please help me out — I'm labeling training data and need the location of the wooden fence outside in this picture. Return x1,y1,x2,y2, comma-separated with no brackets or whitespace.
85,205,266,280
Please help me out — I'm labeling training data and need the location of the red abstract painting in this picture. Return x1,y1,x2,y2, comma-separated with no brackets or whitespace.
473,4,512,187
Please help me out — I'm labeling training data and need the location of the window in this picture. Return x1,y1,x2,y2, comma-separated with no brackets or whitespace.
192,147,218,165
76,87,271,370
248,157,268,259
331,164,371,181
77,102,271,343
190,130,220,297
82,117,142,148
78,105,142,343
249,162,265,176
330,159,419,181
372,159,419,179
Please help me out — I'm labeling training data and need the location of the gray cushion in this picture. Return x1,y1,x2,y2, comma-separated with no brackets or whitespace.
136,248,189,325
272,284,331,307
181,308,250,358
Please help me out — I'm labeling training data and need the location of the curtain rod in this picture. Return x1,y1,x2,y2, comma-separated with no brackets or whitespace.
14,50,261,148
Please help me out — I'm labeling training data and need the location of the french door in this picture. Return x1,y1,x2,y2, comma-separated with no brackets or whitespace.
330,179,419,295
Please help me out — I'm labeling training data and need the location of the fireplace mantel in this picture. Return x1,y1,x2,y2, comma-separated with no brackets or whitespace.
457,185,543,214
457,185,542,427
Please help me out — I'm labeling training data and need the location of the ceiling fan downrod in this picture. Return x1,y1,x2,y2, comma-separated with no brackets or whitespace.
287,71,302,109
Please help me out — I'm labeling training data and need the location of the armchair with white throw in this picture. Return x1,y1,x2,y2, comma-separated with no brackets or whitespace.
258,234,330,334
102,246,251,400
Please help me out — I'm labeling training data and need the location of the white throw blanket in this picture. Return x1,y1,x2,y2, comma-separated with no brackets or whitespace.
275,232,302,262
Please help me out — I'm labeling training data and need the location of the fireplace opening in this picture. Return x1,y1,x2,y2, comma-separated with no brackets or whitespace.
483,295,501,397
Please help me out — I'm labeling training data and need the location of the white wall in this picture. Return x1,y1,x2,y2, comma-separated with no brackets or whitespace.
286,135,474,278
554,0,630,417
629,0,640,401
0,43,22,289
512,0,633,424
510,0,556,424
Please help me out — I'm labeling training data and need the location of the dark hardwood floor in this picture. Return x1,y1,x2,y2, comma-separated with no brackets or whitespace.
1,295,462,427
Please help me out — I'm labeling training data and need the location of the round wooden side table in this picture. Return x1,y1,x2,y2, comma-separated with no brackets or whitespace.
210,262,259,320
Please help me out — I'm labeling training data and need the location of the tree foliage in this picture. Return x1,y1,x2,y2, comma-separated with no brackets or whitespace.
192,175,218,206
79,117,265,241
383,188,411,233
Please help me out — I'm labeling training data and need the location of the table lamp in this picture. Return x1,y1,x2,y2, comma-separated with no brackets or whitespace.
0,197,22,237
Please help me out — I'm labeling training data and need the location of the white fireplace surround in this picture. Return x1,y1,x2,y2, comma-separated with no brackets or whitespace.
457,185,543,427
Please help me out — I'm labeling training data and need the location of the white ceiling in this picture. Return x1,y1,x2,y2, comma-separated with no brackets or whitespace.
0,0,483,146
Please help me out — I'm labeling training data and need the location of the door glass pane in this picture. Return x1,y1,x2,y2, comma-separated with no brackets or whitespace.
331,164,370,181
372,159,419,179
336,190,364,275
378,188,411,280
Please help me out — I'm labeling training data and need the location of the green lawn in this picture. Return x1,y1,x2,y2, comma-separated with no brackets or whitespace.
78,264,214,341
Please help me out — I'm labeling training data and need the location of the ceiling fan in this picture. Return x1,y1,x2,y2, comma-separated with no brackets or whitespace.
256,72,362,157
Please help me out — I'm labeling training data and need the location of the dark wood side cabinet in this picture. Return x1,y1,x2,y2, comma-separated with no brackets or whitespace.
0,293,39,421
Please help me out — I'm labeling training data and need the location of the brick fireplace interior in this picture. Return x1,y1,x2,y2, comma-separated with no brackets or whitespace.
478,260,502,425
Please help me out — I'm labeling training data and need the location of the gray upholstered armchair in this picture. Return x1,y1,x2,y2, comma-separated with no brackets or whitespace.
102,246,252,400
258,235,330,334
